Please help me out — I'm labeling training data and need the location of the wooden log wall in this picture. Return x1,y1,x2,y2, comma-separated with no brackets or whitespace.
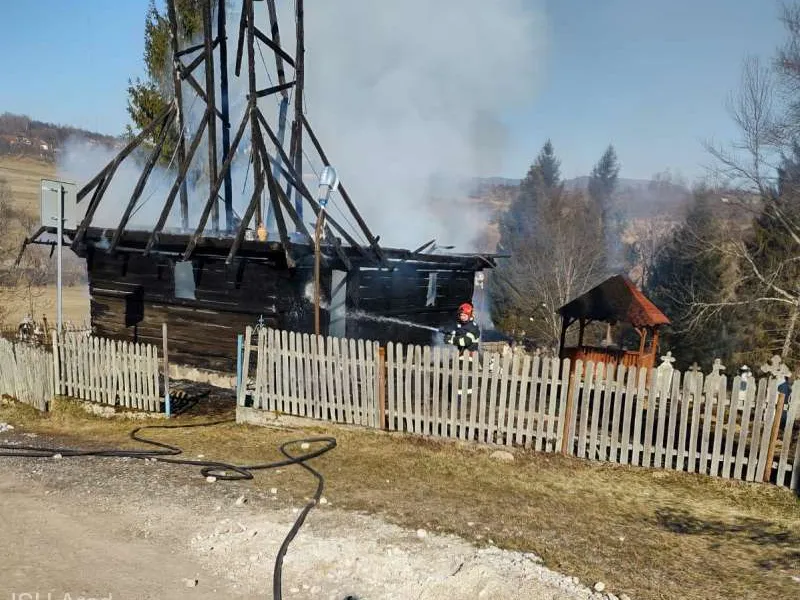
86,248,324,371
85,247,480,371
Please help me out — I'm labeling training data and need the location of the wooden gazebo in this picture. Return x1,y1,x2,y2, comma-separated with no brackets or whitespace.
557,275,670,371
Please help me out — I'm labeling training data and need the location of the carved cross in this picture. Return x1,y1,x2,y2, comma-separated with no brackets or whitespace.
760,355,790,379
710,358,726,378
688,362,701,373
659,351,676,367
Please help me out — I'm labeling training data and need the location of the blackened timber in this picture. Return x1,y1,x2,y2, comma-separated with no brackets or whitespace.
301,114,385,263
166,0,191,229
412,240,436,254
266,0,290,230
145,111,210,255
252,120,310,241
254,109,362,255
246,0,264,229
203,0,220,233
175,40,208,57
184,103,252,260
271,161,367,251
176,64,226,122
72,104,173,250
218,0,234,232
253,27,295,67
75,103,172,203
227,176,265,264
234,0,247,76
293,0,305,218
109,108,176,254
181,37,221,74
255,126,294,267
14,226,47,266
253,81,295,98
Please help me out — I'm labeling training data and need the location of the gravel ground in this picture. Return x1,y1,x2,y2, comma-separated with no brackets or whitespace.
0,426,621,600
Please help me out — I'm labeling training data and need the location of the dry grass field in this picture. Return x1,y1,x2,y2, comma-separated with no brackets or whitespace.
0,398,797,600
0,156,55,214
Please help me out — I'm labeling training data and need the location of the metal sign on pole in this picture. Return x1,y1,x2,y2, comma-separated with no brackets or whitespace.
40,179,78,333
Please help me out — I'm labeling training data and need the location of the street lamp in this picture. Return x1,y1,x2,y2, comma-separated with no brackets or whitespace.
314,166,339,336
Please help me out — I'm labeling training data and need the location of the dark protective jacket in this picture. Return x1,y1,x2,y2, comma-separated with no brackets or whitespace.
445,318,481,354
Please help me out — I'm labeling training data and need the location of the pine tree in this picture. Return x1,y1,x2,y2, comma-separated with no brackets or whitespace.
490,141,606,345
588,145,621,271
646,190,741,369
126,0,204,150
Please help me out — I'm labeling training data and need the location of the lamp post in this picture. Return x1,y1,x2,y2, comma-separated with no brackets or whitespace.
314,166,339,336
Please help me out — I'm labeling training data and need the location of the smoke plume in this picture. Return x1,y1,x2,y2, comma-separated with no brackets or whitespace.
58,0,547,251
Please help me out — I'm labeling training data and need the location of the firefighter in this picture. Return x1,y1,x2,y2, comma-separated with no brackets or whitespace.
443,302,481,354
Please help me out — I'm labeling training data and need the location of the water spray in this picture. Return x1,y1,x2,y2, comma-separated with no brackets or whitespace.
350,311,442,333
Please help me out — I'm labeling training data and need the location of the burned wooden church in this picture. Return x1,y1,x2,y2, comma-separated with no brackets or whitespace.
23,0,496,371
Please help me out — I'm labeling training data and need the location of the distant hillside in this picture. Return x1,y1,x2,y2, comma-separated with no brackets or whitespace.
0,112,120,162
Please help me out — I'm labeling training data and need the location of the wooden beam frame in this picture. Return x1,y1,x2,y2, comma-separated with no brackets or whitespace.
301,114,385,263
253,26,296,67
183,103,252,260
218,0,234,232
202,0,220,232
144,110,210,255
166,0,191,229
109,108,176,254
72,103,174,249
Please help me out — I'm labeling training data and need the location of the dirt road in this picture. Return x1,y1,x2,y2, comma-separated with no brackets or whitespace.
0,432,608,600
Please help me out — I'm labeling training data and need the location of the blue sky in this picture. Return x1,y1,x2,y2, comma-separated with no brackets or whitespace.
0,0,788,182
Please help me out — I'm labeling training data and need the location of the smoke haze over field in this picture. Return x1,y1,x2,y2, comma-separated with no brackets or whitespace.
58,0,547,250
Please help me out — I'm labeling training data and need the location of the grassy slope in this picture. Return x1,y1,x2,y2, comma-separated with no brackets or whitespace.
0,156,89,326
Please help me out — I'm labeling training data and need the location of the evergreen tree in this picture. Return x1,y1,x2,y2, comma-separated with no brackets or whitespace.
588,145,621,271
126,0,204,151
646,189,741,369
491,141,606,345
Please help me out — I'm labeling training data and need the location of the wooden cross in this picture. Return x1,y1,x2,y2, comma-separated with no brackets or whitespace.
710,358,726,378
688,362,701,373
659,351,676,367
759,354,791,483
760,355,790,379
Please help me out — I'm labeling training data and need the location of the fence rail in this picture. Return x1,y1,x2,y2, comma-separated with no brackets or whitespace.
53,333,162,412
241,328,800,492
0,338,52,410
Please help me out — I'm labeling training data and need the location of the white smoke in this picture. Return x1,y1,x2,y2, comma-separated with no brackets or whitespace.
58,0,547,250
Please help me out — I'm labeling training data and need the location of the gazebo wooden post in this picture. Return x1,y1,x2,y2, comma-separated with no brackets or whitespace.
558,316,570,359
649,328,661,368
637,327,648,355
578,318,586,348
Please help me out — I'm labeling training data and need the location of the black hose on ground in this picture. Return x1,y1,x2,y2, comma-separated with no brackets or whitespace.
0,419,336,600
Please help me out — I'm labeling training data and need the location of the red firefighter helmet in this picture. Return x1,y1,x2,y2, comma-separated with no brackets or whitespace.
458,302,474,318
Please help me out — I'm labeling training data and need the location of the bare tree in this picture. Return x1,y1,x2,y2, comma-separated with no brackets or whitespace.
698,56,800,360
493,190,606,349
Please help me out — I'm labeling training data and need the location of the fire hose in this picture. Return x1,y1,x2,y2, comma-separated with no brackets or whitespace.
0,419,336,600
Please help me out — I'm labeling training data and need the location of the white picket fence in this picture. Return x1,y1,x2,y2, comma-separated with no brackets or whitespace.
564,360,799,488
241,328,800,491
0,338,52,411
240,327,379,427
385,344,569,452
53,333,162,412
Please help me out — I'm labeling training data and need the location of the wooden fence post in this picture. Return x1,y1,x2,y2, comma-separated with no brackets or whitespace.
560,361,576,455
763,390,786,483
761,356,790,483
377,345,387,430
162,323,171,417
